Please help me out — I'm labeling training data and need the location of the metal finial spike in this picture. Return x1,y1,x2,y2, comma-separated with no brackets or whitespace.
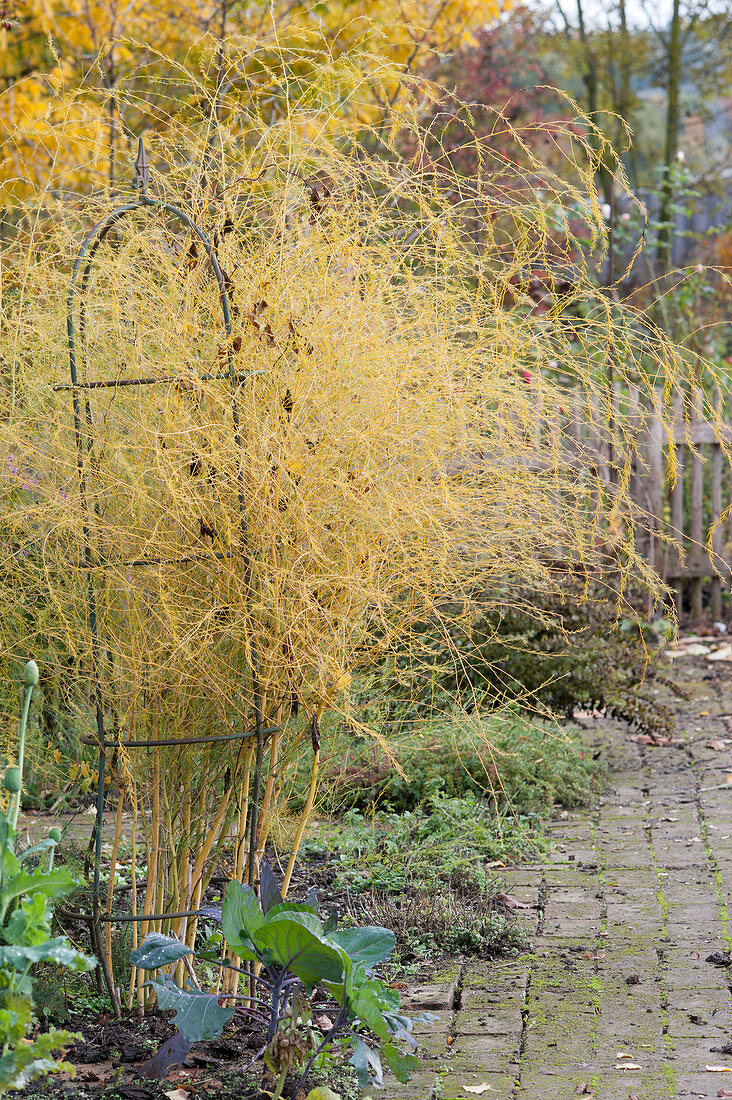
133,137,150,191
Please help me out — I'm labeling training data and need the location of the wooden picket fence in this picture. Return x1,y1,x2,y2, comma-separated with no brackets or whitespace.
563,387,732,622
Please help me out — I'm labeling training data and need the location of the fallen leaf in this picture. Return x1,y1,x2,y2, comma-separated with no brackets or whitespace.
708,1066,732,1072
575,1083,589,1095
631,733,671,745
700,710,710,716
79,1068,109,1083
615,1063,641,1070
164,1091,190,1100
717,1090,732,1098
707,740,726,751
315,1014,334,1031
463,1086,493,1095
494,892,532,910
140,1035,193,1079
616,1051,634,1059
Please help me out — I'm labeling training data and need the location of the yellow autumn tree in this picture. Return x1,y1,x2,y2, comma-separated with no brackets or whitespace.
0,0,508,198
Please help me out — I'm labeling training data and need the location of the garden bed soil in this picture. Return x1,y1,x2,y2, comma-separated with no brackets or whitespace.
19,1009,270,1100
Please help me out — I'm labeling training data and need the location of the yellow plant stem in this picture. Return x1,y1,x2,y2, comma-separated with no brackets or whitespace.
234,742,254,881
127,787,139,1012
160,776,180,935
221,743,255,997
172,787,193,986
151,749,162,934
137,795,153,1017
186,877,204,955
136,748,161,1008
104,788,125,985
282,711,323,899
183,785,233,955
255,727,281,862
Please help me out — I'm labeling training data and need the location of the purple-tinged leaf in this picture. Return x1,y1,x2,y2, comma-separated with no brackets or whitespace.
138,1033,193,1079
197,906,222,923
259,859,283,914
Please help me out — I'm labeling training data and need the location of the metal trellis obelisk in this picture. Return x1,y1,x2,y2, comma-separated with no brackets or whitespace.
62,138,271,1013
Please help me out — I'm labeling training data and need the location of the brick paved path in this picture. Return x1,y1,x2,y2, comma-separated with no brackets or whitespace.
390,659,732,1100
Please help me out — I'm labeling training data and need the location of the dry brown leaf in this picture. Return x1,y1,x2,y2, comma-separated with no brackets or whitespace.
165,1091,190,1100
79,1068,109,1083
463,1086,493,1095
707,740,726,751
615,1063,641,1070
494,891,532,910
707,1066,732,1072
575,1083,589,1095
717,1089,732,1097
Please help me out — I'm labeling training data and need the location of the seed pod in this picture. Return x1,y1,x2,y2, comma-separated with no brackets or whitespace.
3,768,22,793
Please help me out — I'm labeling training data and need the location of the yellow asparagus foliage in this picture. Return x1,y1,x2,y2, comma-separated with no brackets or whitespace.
0,40,726,990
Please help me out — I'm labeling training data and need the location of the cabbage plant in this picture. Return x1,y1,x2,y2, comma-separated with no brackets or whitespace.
132,862,429,1095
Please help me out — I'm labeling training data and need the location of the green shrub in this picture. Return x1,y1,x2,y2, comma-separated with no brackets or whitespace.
321,710,596,815
448,594,679,739
305,789,546,896
343,584,679,745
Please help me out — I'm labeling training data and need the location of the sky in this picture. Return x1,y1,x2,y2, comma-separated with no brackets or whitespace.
561,0,728,31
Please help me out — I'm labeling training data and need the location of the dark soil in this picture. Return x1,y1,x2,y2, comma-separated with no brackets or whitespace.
19,1009,273,1100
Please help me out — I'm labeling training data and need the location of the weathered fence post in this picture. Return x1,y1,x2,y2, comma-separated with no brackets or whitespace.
689,387,705,622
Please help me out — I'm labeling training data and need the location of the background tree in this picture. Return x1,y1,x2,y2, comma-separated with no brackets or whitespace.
0,0,511,197
546,0,731,274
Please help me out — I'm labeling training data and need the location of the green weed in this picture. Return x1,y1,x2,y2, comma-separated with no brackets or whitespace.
305,792,544,896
